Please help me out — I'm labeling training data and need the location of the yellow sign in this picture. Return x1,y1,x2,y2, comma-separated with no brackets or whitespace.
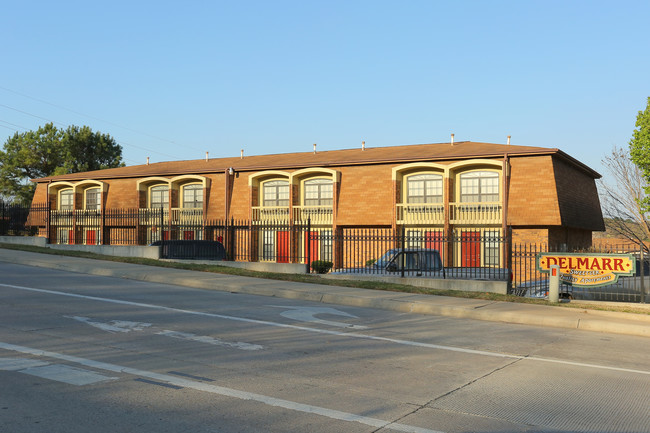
536,253,636,287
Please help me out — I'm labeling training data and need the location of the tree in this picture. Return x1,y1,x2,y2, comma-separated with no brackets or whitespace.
629,97,650,211
599,146,650,249
0,123,124,203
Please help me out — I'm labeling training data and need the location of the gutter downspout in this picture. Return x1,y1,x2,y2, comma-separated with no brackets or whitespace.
503,153,511,289
224,168,232,220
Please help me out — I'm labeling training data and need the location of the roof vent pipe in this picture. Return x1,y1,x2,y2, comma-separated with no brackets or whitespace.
240,149,244,159
451,133,455,145
313,143,317,154
362,141,365,151
146,157,150,165
507,135,511,145
205,151,209,161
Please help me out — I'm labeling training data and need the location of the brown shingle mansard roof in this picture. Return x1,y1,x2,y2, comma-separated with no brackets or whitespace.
32,141,601,182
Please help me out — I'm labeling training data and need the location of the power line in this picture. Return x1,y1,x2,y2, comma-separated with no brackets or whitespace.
0,86,207,153
0,103,185,160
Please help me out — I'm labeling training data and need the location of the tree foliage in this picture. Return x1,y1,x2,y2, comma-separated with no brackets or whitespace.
629,97,650,211
599,146,650,249
0,123,124,203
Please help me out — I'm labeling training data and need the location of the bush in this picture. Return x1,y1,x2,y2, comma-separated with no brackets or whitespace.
365,259,376,266
311,260,333,274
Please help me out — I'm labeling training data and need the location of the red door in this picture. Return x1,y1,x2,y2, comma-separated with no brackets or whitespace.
183,231,194,240
277,231,290,263
461,231,481,267
425,231,443,251
86,230,96,245
304,231,319,264
425,231,444,263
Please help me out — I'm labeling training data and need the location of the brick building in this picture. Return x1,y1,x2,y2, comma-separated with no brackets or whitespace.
29,139,605,266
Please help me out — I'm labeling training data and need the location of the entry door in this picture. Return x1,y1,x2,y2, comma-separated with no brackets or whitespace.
425,231,443,251
277,231,290,263
86,230,96,245
425,230,444,264
461,231,481,267
304,231,319,264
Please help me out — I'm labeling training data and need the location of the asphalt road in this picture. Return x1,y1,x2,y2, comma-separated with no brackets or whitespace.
1,261,649,433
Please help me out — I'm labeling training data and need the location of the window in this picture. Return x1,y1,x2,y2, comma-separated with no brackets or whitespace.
85,188,101,211
460,171,499,203
263,180,289,207
59,189,73,210
407,174,442,203
483,230,500,267
150,185,169,208
182,184,203,208
304,178,333,206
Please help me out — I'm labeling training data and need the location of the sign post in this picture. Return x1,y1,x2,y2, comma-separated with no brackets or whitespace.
549,265,560,303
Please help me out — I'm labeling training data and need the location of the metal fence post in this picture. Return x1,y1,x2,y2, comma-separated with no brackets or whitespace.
306,218,311,273
401,225,405,278
641,243,646,304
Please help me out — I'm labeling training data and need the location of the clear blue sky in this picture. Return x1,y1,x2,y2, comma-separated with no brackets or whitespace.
2,0,649,183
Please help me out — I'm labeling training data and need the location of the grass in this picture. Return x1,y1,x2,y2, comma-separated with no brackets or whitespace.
1,242,648,315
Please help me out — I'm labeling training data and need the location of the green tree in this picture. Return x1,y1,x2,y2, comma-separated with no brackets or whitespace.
629,97,650,211
0,123,124,203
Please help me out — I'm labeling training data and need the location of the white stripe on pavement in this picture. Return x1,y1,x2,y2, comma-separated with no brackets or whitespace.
0,341,445,433
2,282,650,376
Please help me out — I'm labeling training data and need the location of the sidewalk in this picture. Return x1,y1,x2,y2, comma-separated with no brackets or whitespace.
1,247,649,338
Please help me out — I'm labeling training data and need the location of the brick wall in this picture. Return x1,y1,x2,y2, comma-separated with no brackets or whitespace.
552,157,605,231
105,178,139,208
336,164,394,226
508,156,562,226
512,227,549,245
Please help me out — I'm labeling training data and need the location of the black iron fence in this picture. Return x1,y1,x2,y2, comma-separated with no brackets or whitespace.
1,201,647,302
511,242,649,303
0,201,40,236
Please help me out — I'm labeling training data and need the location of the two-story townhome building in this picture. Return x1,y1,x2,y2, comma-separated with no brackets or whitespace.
28,139,605,267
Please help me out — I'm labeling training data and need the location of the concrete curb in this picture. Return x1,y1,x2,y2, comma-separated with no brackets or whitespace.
1,248,649,338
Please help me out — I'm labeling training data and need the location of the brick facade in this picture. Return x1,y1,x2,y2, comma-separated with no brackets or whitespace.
29,141,604,249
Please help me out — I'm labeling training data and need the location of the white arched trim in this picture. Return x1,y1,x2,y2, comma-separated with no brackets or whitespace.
73,179,107,194
47,181,76,196
248,170,291,187
136,177,171,191
290,167,340,184
448,159,502,172
392,162,448,180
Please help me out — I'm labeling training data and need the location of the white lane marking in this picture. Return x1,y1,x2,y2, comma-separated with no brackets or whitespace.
0,357,49,370
66,316,152,333
65,315,264,350
2,282,650,376
20,364,118,386
155,330,263,351
0,342,445,433
0,357,117,386
273,306,368,329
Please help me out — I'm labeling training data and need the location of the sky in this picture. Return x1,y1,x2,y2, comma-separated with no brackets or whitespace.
2,0,649,185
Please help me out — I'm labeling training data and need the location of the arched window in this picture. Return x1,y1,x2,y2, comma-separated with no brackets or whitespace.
150,185,169,208
85,187,101,211
263,180,289,207
304,178,333,206
406,174,443,203
182,184,203,208
59,189,74,210
460,171,499,202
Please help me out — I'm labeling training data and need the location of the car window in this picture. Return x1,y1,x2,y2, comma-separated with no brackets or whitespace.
421,251,440,270
376,250,398,268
